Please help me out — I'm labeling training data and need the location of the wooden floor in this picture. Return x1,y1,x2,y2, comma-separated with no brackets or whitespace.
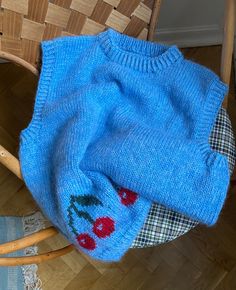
0,45,236,290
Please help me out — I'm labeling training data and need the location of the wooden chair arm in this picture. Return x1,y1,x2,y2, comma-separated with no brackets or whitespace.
0,245,74,266
0,51,38,76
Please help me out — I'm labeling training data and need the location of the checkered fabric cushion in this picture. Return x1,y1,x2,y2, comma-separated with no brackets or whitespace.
132,107,236,248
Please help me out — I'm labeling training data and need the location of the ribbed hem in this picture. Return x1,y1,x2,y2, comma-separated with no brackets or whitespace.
98,28,183,72
196,77,229,161
19,40,57,142
117,164,229,227
72,198,152,262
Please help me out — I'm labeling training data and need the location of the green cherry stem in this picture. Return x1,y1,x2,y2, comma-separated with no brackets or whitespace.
71,203,94,224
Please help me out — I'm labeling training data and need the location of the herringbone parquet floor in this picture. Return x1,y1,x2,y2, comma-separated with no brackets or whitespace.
0,45,235,290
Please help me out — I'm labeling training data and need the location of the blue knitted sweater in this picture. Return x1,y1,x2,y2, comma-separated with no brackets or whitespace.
19,28,229,262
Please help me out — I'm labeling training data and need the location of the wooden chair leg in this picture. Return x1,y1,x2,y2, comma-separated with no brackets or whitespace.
0,227,58,255
0,245,74,266
221,0,235,108
0,145,22,180
148,0,162,41
0,226,74,265
231,167,236,181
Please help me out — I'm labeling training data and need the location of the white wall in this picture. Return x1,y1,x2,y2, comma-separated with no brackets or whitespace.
155,0,226,47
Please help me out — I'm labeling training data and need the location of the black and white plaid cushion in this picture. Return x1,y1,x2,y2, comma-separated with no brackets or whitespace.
131,107,236,248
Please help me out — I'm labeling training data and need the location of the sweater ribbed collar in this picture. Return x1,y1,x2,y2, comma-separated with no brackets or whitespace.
98,28,183,73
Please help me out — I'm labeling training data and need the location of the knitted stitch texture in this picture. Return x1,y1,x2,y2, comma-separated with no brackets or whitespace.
19,28,229,262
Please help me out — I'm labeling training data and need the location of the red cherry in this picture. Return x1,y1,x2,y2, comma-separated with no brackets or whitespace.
93,217,115,238
118,188,138,206
76,233,96,250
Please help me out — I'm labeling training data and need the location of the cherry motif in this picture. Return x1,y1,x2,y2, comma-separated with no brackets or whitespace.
93,217,115,238
76,233,96,250
118,188,138,206
68,194,116,250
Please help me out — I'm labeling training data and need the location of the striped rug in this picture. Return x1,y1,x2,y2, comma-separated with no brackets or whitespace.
0,212,45,290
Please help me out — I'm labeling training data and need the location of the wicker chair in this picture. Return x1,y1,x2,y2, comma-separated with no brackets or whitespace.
0,0,234,266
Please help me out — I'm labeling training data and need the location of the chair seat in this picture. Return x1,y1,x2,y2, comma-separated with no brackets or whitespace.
132,107,236,248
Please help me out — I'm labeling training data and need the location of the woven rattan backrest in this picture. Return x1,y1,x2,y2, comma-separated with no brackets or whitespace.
0,0,161,67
